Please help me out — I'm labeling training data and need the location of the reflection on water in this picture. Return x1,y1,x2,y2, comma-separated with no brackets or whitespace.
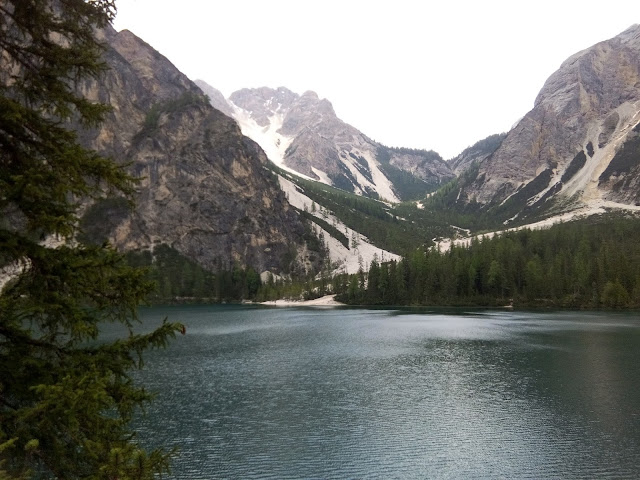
126,306,640,479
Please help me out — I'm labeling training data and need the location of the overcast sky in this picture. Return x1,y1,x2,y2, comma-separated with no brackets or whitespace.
113,0,637,159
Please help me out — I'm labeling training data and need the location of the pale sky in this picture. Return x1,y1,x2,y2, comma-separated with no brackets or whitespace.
113,0,638,159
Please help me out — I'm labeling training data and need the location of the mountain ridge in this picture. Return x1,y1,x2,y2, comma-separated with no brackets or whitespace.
195,82,455,202
448,24,640,224
76,23,640,282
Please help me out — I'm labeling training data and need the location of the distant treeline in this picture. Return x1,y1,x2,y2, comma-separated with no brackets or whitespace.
379,144,443,161
124,243,335,305
123,216,640,310
453,133,506,160
336,217,640,309
126,245,261,303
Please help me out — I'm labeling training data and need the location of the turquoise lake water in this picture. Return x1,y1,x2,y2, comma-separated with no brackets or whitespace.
126,305,640,478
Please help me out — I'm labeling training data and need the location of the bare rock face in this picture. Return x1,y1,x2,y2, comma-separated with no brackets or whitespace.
79,28,305,273
207,85,454,202
458,24,640,218
193,80,235,118
598,122,640,205
230,87,299,128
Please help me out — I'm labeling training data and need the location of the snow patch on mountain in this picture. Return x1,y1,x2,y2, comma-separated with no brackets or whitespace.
230,104,307,178
311,167,332,185
354,148,399,203
336,148,400,202
279,175,400,274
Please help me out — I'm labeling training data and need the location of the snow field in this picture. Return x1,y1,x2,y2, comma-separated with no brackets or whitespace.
278,175,400,275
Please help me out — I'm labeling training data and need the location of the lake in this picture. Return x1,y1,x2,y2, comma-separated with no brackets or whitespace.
130,305,640,479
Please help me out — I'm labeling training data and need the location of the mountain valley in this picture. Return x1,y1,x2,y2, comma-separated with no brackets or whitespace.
6,6,640,480
8,20,640,304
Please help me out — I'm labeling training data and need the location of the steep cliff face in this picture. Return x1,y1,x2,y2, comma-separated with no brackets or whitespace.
197,83,454,202
79,28,305,274
457,24,640,219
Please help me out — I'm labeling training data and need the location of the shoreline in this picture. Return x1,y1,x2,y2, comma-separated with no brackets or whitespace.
261,294,345,307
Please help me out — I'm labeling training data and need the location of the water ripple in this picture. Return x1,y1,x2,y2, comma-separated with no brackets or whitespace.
129,306,640,479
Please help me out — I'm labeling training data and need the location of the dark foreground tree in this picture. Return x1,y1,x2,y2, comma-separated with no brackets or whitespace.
0,1,183,478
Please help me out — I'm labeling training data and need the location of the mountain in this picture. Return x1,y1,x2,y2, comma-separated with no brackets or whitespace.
195,83,454,202
193,80,235,118
77,28,308,275
448,133,507,175
74,23,640,282
451,24,640,224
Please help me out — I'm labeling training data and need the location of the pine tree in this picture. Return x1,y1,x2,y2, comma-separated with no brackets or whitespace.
0,1,183,478
367,257,381,304
487,260,503,296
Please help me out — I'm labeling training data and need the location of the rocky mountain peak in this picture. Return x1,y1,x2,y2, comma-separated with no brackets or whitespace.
279,90,337,137
535,24,640,118
197,82,453,202
454,24,640,222
229,86,298,126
